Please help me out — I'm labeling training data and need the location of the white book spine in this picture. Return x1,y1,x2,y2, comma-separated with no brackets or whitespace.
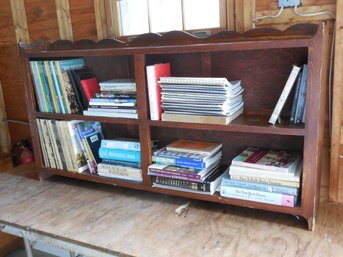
220,186,296,207
269,65,301,124
146,65,159,120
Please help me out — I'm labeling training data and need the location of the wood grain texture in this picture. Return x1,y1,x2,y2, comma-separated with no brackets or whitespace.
330,2,343,202
93,0,109,40
256,0,336,12
255,4,335,26
10,0,29,43
24,0,60,41
69,0,98,41
0,1,17,43
0,82,11,157
55,0,73,40
0,168,343,257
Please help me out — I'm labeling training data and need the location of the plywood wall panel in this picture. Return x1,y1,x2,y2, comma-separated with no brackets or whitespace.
0,45,27,122
256,0,335,12
0,0,16,43
69,0,98,41
24,0,59,41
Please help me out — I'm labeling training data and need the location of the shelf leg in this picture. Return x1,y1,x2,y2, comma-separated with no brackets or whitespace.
307,216,315,231
23,238,33,257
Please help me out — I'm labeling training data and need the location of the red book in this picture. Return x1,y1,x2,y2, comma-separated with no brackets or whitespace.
80,77,100,102
146,63,171,120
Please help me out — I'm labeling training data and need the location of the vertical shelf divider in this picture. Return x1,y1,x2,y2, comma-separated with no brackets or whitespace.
134,54,152,186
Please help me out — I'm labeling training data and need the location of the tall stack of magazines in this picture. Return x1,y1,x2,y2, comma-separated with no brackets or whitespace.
159,77,244,125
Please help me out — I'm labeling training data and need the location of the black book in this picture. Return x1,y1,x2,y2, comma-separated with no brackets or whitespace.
68,68,95,110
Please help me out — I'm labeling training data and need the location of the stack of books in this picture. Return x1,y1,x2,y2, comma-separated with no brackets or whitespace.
36,119,104,174
83,78,138,119
220,147,302,207
97,138,156,182
159,77,244,125
148,139,225,195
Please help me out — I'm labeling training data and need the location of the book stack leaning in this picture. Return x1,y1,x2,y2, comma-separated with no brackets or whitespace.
220,147,302,207
148,139,225,195
83,78,138,119
159,77,244,125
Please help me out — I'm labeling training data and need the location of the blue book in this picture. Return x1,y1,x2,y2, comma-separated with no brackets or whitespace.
101,139,140,151
29,62,46,112
101,159,142,168
37,61,55,112
221,173,299,196
49,61,66,114
99,147,141,162
89,98,136,103
57,58,86,72
76,121,104,173
290,70,302,123
294,64,308,124
152,148,221,169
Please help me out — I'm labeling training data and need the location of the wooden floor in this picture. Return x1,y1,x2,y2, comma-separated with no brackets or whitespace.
0,165,343,257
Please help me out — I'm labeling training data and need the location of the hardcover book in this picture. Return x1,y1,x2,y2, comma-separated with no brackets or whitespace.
229,160,303,183
220,185,298,207
146,63,171,120
97,163,142,182
268,65,301,124
66,120,88,173
76,121,104,173
166,139,222,156
99,147,141,162
148,162,220,182
231,147,301,173
221,172,299,195
152,147,222,169
151,167,225,195
80,77,100,102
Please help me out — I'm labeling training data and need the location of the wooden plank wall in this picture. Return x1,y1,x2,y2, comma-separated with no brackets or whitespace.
0,0,338,201
330,0,343,203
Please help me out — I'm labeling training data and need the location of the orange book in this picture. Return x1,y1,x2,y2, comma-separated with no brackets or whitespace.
166,139,222,156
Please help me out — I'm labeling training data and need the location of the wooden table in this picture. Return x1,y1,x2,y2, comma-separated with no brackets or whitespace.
1,164,343,257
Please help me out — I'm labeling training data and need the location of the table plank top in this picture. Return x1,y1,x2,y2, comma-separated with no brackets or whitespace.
0,164,342,257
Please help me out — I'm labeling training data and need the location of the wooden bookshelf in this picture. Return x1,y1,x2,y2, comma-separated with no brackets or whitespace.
19,23,327,230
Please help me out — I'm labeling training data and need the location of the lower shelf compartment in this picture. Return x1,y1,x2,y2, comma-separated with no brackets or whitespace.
39,167,304,221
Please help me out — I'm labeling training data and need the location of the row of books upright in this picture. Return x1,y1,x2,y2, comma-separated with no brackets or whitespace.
30,59,99,114
30,58,138,119
36,119,103,173
269,64,308,125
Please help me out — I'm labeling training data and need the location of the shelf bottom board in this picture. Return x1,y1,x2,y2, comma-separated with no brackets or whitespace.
39,168,304,218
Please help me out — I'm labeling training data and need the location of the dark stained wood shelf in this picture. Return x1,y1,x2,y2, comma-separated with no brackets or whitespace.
149,114,305,136
20,23,328,230
35,112,139,125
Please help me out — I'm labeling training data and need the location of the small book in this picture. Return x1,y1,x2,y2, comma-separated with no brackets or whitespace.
269,65,301,124
80,77,100,102
166,139,222,156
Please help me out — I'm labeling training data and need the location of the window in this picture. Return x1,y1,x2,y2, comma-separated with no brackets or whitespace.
112,0,226,38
